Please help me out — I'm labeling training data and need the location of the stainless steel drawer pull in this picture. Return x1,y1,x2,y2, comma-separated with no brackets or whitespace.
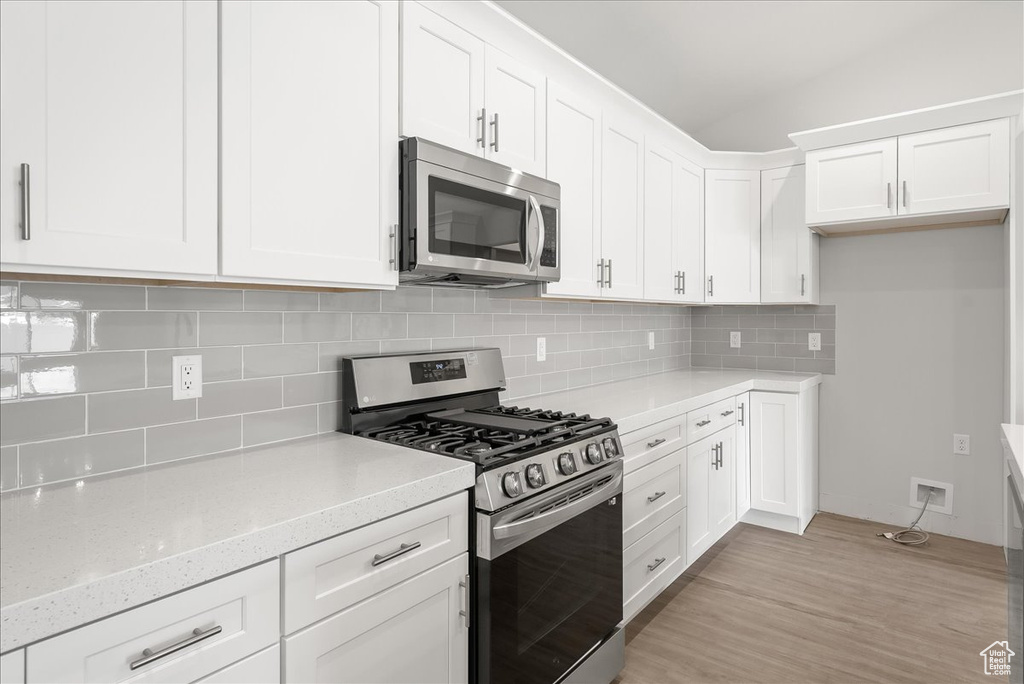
902,180,908,207
680,271,685,295
371,541,421,567
647,491,666,503
720,410,733,417
738,403,745,426
490,112,500,152
389,224,398,270
19,163,30,240
646,438,666,449
696,419,712,428
597,259,605,287
459,574,470,627
886,182,891,209
707,275,713,296
647,557,666,572
477,108,487,148
129,625,222,670
605,259,613,288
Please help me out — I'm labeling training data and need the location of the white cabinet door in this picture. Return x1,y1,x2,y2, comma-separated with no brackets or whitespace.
601,115,645,299
195,645,279,684
685,434,715,565
897,119,1010,216
705,170,760,304
643,143,676,301
484,46,545,176
0,649,24,684
735,393,751,520
761,165,818,304
401,1,485,155
544,82,601,298
0,0,217,276
221,0,398,287
749,392,799,517
711,426,737,538
805,139,897,225
674,155,704,304
222,0,397,286
283,555,469,684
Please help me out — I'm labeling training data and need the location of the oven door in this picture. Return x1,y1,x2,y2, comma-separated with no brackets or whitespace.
410,159,558,283
476,463,623,684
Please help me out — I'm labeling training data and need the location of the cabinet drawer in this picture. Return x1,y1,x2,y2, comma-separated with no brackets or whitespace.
27,561,279,684
0,650,24,684
623,509,685,622
195,645,279,684
623,448,685,548
283,554,469,684
621,414,686,473
686,396,736,444
283,492,468,634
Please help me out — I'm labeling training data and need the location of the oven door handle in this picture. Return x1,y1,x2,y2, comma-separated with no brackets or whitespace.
527,195,544,272
492,467,623,541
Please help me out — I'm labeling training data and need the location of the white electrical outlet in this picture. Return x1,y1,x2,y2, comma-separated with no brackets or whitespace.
648,331,655,350
808,332,822,351
729,331,741,349
953,433,970,455
536,337,547,362
172,355,203,400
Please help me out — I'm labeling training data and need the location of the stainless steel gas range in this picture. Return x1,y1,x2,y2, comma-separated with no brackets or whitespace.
340,348,624,684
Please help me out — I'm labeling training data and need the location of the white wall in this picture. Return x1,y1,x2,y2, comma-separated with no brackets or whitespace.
1009,116,1024,425
693,2,1024,151
818,226,1006,545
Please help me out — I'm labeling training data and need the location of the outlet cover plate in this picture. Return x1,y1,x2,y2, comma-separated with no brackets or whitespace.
729,331,741,349
808,332,822,351
648,331,655,350
172,355,203,400
953,433,970,455
536,337,546,362
909,476,953,515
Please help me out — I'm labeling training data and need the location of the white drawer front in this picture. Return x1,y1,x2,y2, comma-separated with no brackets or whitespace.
27,561,279,684
621,415,686,474
623,448,685,548
283,492,468,634
623,510,685,622
0,649,24,684
195,645,279,684
686,396,736,444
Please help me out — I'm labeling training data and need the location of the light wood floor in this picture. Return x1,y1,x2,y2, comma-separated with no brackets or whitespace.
617,513,1007,684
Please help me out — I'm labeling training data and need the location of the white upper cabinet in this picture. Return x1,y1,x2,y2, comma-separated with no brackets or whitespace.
601,115,645,299
401,3,546,175
643,144,704,303
897,118,1009,216
805,139,897,226
484,46,546,175
0,0,218,276
761,165,818,304
545,82,602,299
221,0,398,288
401,1,485,156
705,170,760,304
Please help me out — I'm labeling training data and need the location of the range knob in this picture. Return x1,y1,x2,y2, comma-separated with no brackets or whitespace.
502,471,523,498
584,442,602,465
602,437,620,458
525,464,546,489
557,452,577,475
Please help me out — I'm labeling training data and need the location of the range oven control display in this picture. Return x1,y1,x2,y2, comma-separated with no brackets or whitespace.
410,358,467,384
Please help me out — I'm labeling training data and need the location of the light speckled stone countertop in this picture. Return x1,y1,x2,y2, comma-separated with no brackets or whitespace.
521,369,822,435
0,432,475,652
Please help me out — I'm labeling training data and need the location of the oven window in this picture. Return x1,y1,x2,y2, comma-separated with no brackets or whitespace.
479,492,622,684
428,176,526,264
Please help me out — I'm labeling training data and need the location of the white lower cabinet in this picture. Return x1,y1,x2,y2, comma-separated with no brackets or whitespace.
195,645,280,684
685,427,735,565
0,650,24,684
623,448,686,548
623,510,685,622
735,393,751,520
283,554,469,684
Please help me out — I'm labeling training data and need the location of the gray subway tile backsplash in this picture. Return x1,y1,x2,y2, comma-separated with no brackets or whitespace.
18,430,145,486
1,356,17,400
147,287,242,311
0,445,17,491
91,311,196,350
243,290,318,312
2,311,88,354
20,351,146,397
146,417,241,464
89,387,196,433
243,344,318,379
200,312,281,347
20,282,145,310
242,406,318,447
0,395,86,446
0,282,17,310
147,346,243,386
198,378,282,419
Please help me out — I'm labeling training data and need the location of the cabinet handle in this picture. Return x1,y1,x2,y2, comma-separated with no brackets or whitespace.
129,625,222,671
371,541,421,566
738,402,745,426
606,259,613,288
673,271,679,294
459,574,470,628
902,180,908,208
19,163,30,241
801,274,806,297
597,259,605,288
389,224,398,271
712,444,719,470
717,443,724,468
477,108,487,148
490,112,500,152
646,437,666,449
886,182,891,209
720,410,734,417
681,271,685,295
696,419,712,427
647,490,667,503
647,557,666,572
707,275,714,297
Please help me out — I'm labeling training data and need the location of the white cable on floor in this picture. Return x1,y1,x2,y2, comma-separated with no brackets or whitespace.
877,487,933,546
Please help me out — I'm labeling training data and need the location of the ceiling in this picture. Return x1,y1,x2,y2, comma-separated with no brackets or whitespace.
494,1,1012,151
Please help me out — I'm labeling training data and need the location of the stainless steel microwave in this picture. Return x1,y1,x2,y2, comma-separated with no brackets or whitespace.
399,138,560,288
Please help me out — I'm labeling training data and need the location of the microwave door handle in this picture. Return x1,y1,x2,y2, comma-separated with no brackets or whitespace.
528,195,544,271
